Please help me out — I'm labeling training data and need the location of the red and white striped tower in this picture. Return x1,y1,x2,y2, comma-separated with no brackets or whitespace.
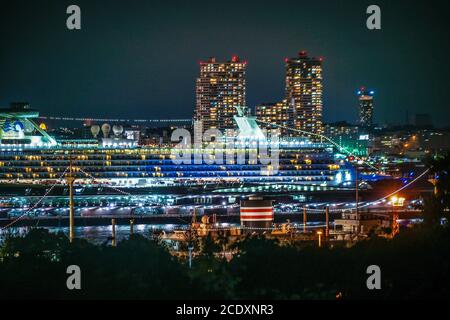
240,198,274,233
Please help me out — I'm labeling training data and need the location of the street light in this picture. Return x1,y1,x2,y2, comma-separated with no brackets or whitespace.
317,230,323,248
391,196,405,207
390,195,405,237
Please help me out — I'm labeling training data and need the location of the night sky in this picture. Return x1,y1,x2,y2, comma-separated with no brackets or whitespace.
1,0,449,126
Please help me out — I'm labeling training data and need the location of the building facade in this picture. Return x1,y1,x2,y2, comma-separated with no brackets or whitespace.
324,121,370,156
255,100,289,135
324,121,359,138
194,56,247,131
285,51,323,136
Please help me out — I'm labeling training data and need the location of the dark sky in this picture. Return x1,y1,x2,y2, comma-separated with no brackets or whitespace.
1,0,449,126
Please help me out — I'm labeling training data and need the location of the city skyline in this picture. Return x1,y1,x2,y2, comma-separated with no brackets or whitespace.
358,87,375,128
194,56,247,131
0,50,442,130
285,51,323,135
1,0,450,303
1,0,449,127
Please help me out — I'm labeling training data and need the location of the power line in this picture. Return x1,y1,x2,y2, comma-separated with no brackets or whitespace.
1,167,69,230
256,119,380,171
38,116,192,123
253,120,431,213
77,167,133,196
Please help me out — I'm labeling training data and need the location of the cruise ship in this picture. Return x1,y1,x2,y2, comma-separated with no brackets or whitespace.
0,104,354,195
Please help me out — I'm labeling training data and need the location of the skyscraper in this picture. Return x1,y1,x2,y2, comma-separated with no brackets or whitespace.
357,87,374,128
285,51,323,136
194,56,247,131
255,100,289,135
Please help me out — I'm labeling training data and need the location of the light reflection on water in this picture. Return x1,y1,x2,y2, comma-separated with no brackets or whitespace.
0,219,422,245
0,224,189,245
0,221,323,243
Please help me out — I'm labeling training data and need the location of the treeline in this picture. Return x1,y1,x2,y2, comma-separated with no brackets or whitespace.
1,153,449,300
1,225,450,300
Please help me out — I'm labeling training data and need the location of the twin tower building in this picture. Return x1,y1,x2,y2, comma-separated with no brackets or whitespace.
193,51,324,137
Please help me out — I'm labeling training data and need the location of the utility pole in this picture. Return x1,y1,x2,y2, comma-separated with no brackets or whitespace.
192,207,197,224
391,198,401,238
355,165,359,220
188,220,195,269
67,158,75,243
111,218,117,247
188,245,193,269
130,219,134,238
303,207,307,233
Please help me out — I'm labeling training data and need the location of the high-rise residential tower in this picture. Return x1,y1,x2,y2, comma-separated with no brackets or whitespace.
194,56,247,131
285,51,323,136
255,100,289,135
357,87,374,128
